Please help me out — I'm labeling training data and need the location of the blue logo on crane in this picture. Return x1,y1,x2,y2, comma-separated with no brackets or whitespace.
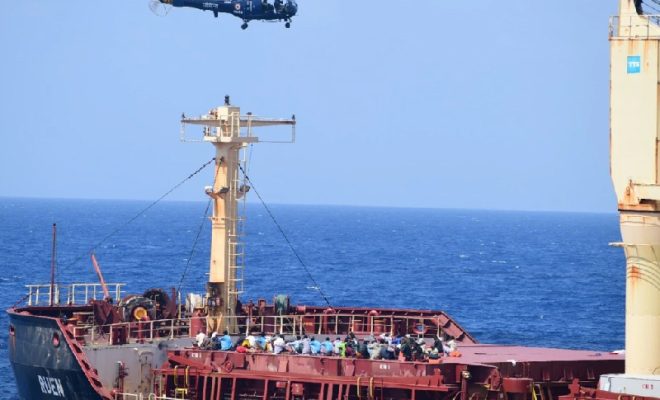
628,56,641,74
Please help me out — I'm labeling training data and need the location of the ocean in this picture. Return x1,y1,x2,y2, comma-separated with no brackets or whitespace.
0,198,625,398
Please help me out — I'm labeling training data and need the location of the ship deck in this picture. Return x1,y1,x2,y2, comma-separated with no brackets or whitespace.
8,284,627,400
441,344,623,364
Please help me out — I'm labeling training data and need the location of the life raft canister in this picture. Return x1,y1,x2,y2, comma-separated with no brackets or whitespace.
412,319,428,335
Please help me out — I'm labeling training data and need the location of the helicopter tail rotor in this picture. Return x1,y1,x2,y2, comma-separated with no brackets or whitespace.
149,0,171,17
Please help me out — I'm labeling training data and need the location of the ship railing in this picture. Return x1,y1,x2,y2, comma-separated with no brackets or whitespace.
247,312,446,339
114,393,182,400
26,283,125,306
73,318,192,346
75,312,448,346
610,15,660,39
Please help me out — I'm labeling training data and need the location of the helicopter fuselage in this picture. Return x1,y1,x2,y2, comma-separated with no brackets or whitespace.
165,0,298,24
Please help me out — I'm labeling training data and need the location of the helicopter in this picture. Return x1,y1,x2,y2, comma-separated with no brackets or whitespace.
150,0,298,29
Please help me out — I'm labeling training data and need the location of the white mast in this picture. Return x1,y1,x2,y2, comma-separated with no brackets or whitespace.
181,96,296,334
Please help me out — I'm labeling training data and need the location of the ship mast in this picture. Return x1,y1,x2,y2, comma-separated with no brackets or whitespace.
181,97,295,334
611,0,660,375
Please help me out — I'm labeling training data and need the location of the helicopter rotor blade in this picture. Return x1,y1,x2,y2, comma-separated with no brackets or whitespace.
148,0,171,17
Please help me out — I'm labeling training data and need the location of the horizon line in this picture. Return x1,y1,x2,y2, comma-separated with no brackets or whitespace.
0,195,618,215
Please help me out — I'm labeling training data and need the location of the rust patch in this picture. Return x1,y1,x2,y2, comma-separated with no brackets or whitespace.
628,264,642,287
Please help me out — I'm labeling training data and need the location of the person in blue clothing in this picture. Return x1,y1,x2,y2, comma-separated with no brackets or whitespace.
310,337,321,355
321,337,334,355
256,332,267,350
220,330,233,351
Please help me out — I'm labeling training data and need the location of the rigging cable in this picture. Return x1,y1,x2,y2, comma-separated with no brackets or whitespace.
238,164,333,309
644,0,660,13
63,157,216,269
177,157,219,293
177,199,213,294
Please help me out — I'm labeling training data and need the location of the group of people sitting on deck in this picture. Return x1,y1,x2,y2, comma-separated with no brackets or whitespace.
194,329,460,362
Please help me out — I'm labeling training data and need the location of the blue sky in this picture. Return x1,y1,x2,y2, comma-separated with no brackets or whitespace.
0,1,617,212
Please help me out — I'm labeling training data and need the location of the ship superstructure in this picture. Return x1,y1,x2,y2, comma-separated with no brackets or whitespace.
560,1,660,399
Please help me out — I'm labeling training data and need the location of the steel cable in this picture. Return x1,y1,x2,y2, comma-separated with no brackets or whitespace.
643,0,660,13
62,157,216,269
238,164,333,308
177,199,213,294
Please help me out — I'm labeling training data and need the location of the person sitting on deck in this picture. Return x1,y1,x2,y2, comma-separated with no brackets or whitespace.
368,340,381,360
428,348,441,362
287,336,302,354
379,333,392,345
441,334,460,357
358,339,370,359
382,343,396,360
239,337,253,352
399,337,412,361
273,335,286,354
211,332,220,350
344,338,355,357
378,341,392,360
220,331,232,351
256,332,267,351
433,334,443,354
246,332,257,349
321,337,333,355
232,335,246,350
336,338,347,357
263,334,273,352
310,337,321,355
301,335,312,355
236,342,248,353
195,330,208,348
413,338,426,361
346,332,358,348
333,337,342,355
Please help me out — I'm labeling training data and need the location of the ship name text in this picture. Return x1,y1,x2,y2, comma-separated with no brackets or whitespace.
38,375,65,397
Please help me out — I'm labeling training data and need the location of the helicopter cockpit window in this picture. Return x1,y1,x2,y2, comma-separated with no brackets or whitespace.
262,0,274,12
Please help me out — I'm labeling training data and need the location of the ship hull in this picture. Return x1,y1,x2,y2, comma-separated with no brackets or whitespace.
8,312,102,400
6,301,626,400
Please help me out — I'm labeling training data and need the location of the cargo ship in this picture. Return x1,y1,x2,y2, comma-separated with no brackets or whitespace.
6,1,660,399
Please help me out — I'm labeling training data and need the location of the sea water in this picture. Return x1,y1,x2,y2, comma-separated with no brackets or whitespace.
0,198,626,398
